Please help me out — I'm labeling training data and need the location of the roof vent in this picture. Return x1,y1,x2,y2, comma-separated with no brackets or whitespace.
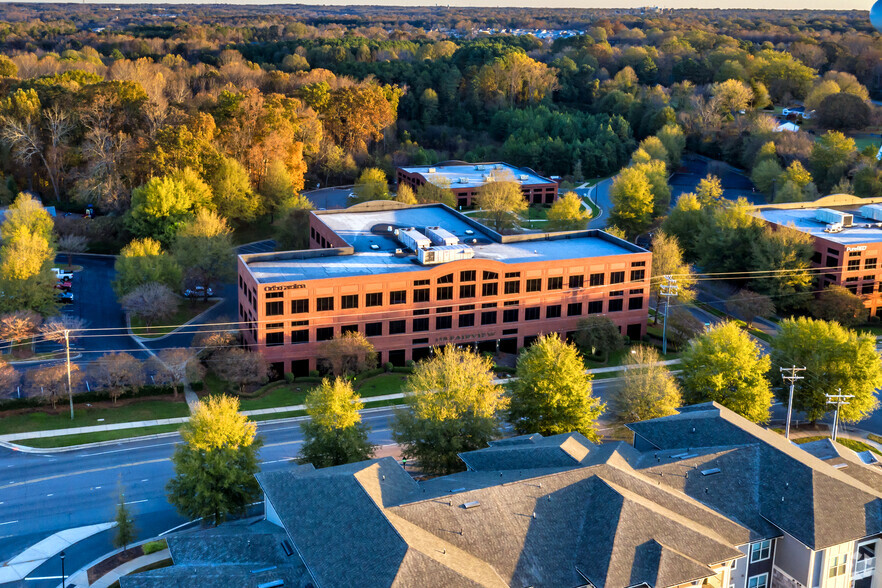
370,244,380,250
252,566,278,574
450,487,466,493
465,229,475,235
462,501,481,509
475,164,485,171
427,167,436,173
280,540,294,557
833,463,848,469
700,468,721,476
257,582,285,588
459,177,468,184
519,174,529,181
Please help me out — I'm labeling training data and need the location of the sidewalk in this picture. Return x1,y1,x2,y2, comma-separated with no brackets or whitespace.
63,549,170,588
0,522,116,584
2,360,669,445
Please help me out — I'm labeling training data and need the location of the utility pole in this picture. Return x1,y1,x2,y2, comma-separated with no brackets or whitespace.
779,365,805,440
660,275,678,356
64,329,73,420
826,389,854,441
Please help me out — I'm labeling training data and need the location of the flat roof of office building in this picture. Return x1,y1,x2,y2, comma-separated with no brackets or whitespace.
398,162,552,190
755,207,882,246
242,204,646,283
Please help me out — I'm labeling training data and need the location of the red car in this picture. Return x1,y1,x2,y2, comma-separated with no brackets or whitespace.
55,279,72,290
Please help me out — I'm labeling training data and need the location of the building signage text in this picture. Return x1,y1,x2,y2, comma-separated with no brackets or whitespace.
264,284,306,292
434,331,497,345
846,246,868,252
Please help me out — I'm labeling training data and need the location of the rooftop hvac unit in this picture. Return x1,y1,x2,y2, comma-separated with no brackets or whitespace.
458,177,469,184
815,208,853,227
475,164,485,171
397,228,432,251
425,226,459,246
417,244,475,265
427,167,436,173
519,174,529,181
860,204,882,222
824,223,844,233
482,174,491,181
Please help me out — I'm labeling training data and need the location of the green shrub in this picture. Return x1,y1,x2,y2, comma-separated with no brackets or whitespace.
284,372,295,384
308,370,320,378
391,366,414,373
384,362,393,372
142,539,167,555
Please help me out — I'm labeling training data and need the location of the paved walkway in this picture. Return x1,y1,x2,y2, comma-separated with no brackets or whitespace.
0,522,116,584
62,548,170,588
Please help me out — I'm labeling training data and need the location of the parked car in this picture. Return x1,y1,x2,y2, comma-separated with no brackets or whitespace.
55,279,72,290
184,286,214,298
56,291,74,303
51,267,74,280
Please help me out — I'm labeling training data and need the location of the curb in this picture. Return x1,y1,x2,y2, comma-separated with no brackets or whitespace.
59,536,169,588
127,298,225,344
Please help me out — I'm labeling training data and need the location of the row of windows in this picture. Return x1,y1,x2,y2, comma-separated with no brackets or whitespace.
262,298,644,345
846,257,879,271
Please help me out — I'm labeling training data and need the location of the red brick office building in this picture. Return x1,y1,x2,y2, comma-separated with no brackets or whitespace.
238,202,650,376
756,197,882,317
396,162,559,208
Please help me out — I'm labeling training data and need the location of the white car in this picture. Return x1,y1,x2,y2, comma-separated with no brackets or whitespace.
51,267,73,280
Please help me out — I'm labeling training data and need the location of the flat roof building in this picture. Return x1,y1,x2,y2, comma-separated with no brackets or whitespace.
755,195,882,318
238,202,650,377
396,162,559,207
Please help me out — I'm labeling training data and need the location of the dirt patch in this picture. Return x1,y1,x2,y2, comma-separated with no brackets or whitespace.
88,545,144,584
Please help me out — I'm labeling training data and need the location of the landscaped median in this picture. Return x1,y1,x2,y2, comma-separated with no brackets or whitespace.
0,372,412,449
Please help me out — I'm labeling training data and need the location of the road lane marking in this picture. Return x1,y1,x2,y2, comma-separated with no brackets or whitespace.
81,442,177,457
263,440,304,448
124,499,148,505
261,458,295,465
0,458,169,490
0,520,18,526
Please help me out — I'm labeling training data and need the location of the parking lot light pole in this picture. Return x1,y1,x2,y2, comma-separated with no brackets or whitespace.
64,329,73,420
60,550,65,588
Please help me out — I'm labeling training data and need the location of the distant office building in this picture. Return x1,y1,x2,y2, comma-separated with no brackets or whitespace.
396,162,559,207
755,195,882,317
237,202,650,377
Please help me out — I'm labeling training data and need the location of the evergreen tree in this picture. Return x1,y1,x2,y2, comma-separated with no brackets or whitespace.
113,485,136,551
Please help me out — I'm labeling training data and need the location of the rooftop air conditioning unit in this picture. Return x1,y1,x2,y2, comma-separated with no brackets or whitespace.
427,167,436,173
815,208,853,227
475,165,485,171
519,174,529,181
459,177,468,183
824,223,843,233
860,204,882,222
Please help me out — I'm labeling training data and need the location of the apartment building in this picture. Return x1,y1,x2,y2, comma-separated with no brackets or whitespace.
396,161,559,207
237,202,650,376
755,195,882,317
124,402,882,588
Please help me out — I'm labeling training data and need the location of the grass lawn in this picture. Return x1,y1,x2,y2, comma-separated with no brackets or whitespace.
583,197,601,218
858,325,882,337
14,424,182,448
792,435,881,455
130,300,215,338
0,398,190,436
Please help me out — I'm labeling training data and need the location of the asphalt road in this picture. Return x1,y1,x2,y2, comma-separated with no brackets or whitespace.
0,408,398,588
303,186,352,210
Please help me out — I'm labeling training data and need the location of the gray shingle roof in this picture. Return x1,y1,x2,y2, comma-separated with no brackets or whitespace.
628,402,882,550
459,432,596,471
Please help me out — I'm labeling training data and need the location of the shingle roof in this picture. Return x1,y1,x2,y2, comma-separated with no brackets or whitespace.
628,402,882,550
458,432,595,471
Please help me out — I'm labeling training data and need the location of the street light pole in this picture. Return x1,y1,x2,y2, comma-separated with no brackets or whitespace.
64,329,74,420
60,550,65,588
779,365,805,440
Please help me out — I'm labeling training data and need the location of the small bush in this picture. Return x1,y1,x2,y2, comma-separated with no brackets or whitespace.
405,360,415,368
391,366,414,373
142,539,167,555
308,370,320,378
384,362,393,372
284,372,295,384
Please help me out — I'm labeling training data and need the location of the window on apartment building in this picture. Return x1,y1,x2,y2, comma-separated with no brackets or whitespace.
365,322,382,337
525,307,540,321
290,329,309,344
265,331,284,347
482,282,498,296
460,284,476,298
863,282,876,295
483,271,498,281
413,318,430,332
481,311,497,325
504,281,520,294
291,299,309,314
437,286,453,300
266,301,284,316
588,301,603,314
750,540,771,563
847,284,859,294
436,316,453,330
460,270,476,282
414,288,430,303
526,278,542,292
610,271,625,284
548,276,563,290
546,305,561,319
437,273,454,284
630,269,645,282
505,271,521,278
316,327,334,341
747,574,768,588
608,299,624,312
567,303,583,316
628,297,643,310
569,275,584,289
866,258,878,270
316,297,334,311
266,292,284,299
828,555,848,578
390,290,406,305
341,294,359,309
389,320,406,335
589,273,604,287
503,309,518,323
366,293,383,307
848,259,861,271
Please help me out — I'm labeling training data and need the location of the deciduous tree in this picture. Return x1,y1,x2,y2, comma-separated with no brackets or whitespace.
209,156,260,223
680,322,772,423
298,377,375,468
27,363,82,408
167,395,263,526
771,317,881,423
609,166,653,238
113,238,182,297
90,352,145,404
810,131,857,192
352,167,390,203
546,191,590,231
209,347,269,393
726,289,775,328
149,348,205,397
121,282,178,329
656,124,686,167
317,331,377,377
649,231,695,324
172,210,234,301
811,285,866,327
575,315,624,359
392,346,507,475
57,234,88,267
394,184,417,205
610,345,681,424
0,358,19,397
509,334,603,440
474,178,527,233
415,179,457,208
113,486,136,550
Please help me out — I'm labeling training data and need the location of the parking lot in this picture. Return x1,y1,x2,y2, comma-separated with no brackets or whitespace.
670,154,765,205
